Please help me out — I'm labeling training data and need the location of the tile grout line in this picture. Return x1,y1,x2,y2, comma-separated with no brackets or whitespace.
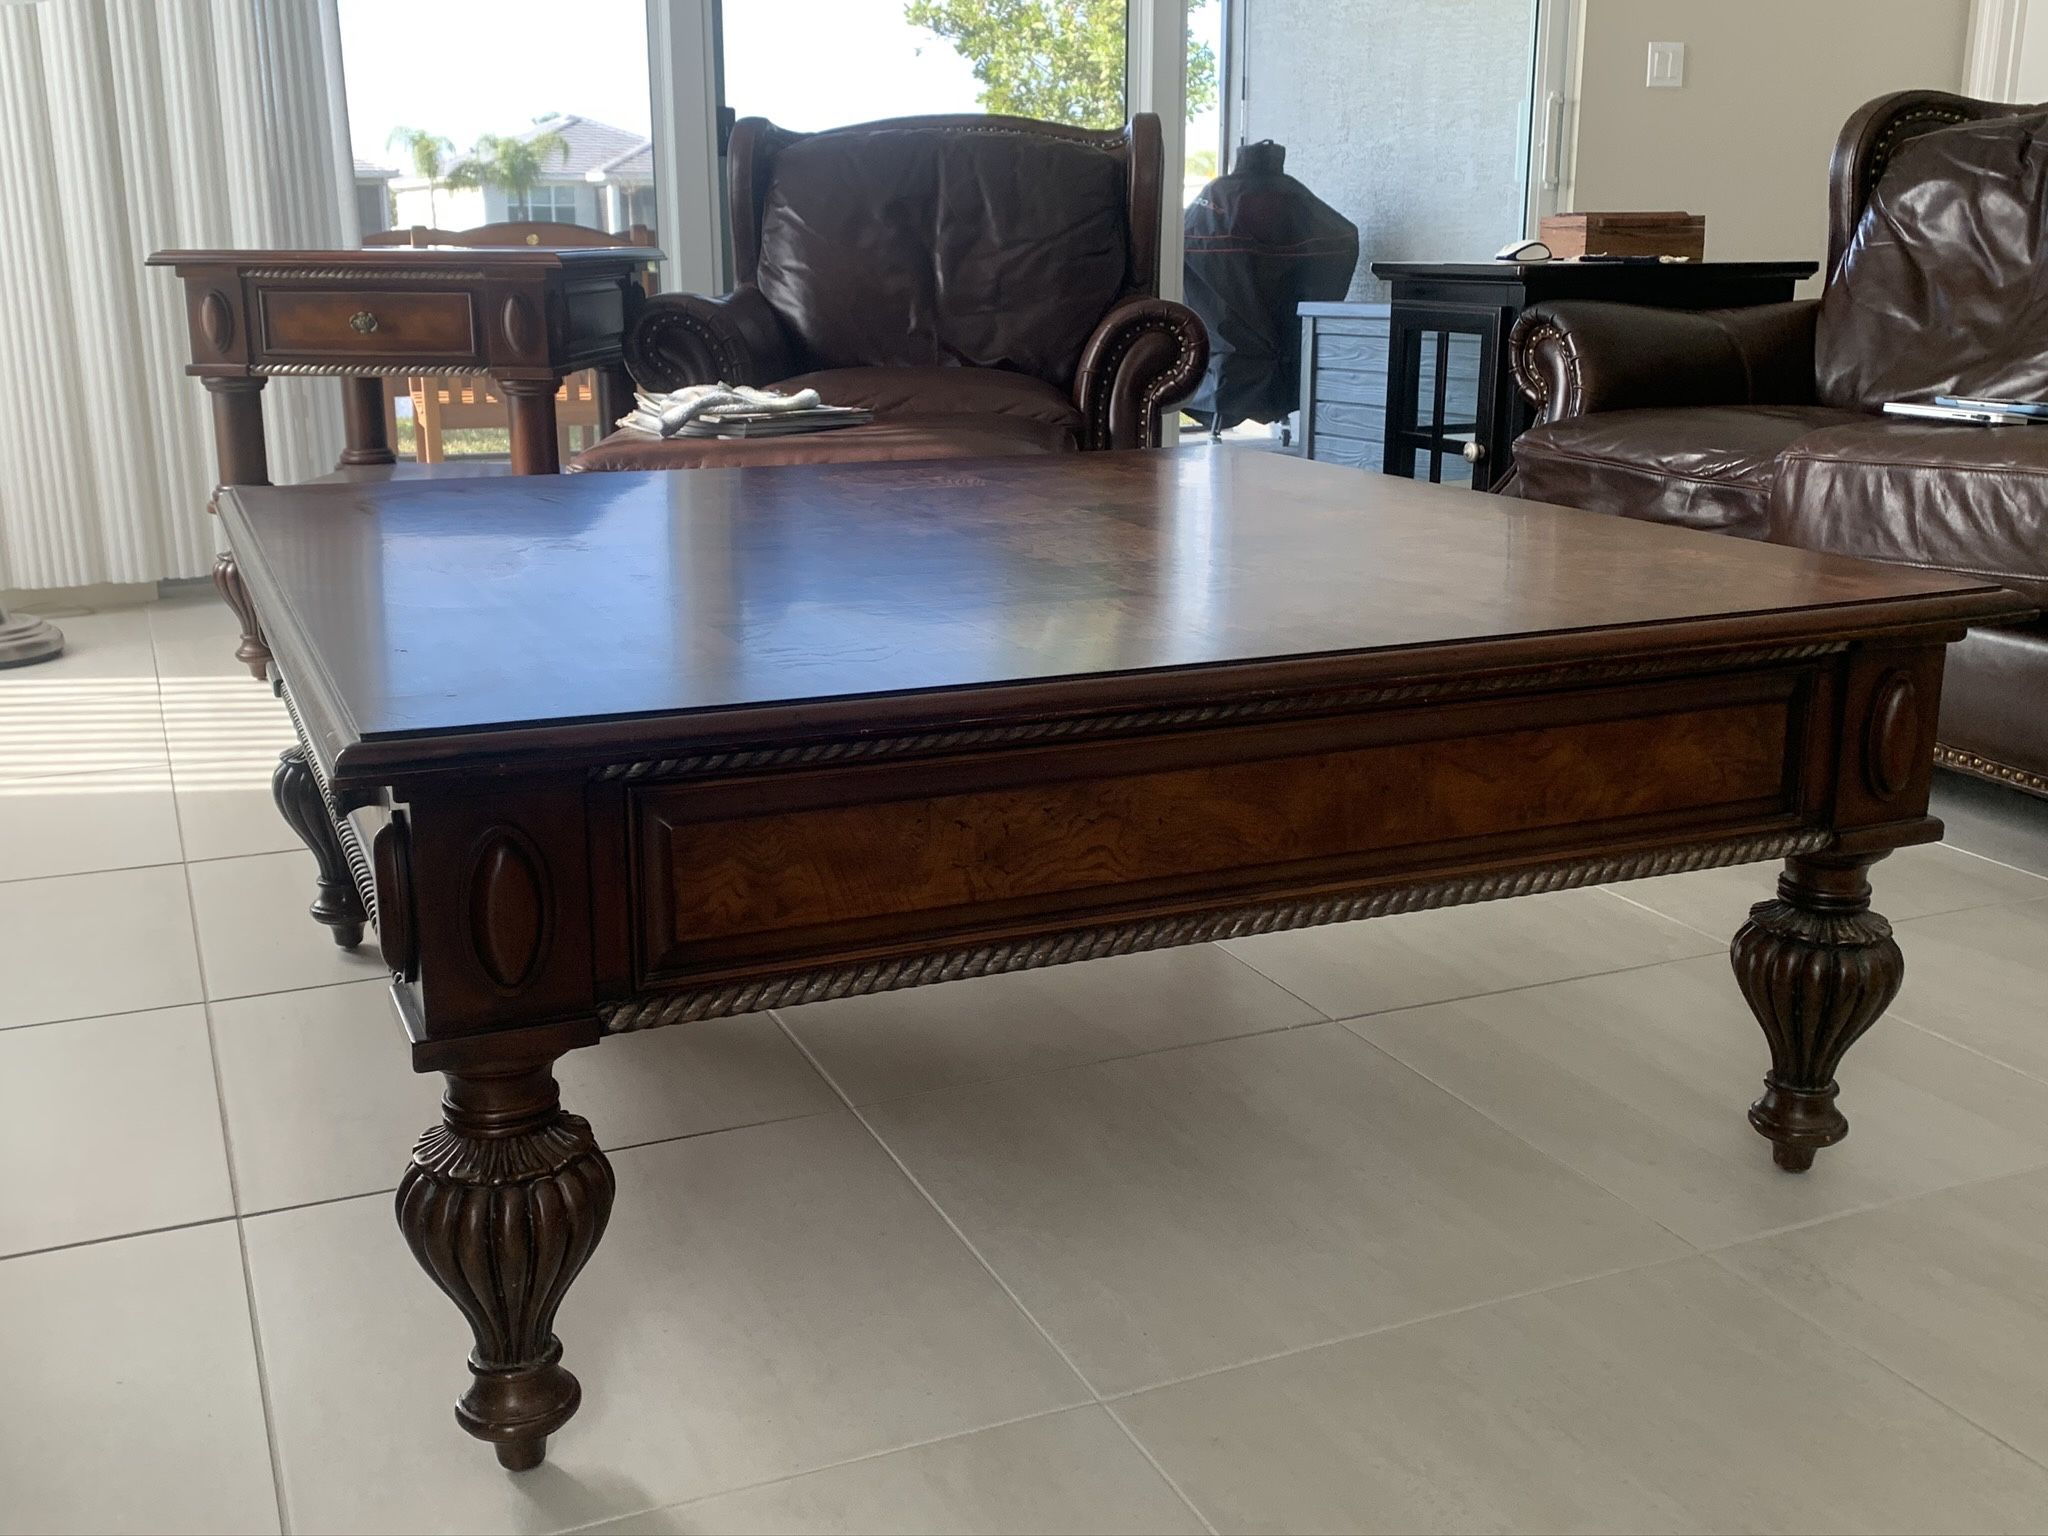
822,941,1739,1122
1207,939,1333,1023
1096,1247,1709,1407
547,1402,1094,1535
158,632,297,1536
765,1008,1223,1536
1698,1243,2048,1479
1325,1024,1708,1252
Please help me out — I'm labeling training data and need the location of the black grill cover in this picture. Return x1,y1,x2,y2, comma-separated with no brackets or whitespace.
1182,142,1360,431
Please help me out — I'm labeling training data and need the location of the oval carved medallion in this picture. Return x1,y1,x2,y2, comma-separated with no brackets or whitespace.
1864,671,1920,799
502,293,538,354
466,827,551,990
199,290,234,353
374,814,417,980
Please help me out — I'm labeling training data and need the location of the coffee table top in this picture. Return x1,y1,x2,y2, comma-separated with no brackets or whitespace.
221,449,2028,785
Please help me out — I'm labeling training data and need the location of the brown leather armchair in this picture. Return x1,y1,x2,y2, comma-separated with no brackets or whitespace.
574,112,1207,471
1505,91,2048,798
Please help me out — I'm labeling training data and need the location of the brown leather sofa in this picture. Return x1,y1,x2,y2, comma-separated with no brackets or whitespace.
573,112,1207,472
1506,90,2048,798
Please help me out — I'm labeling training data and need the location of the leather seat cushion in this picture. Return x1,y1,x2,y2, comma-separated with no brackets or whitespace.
1938,620,2048,794
754,123,1129,386
1510,404,1863,538
570,412,1074,472
772,366,1084,433
1771,419,2048,605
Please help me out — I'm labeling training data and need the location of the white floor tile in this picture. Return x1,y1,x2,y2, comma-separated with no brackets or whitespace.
187,851,387,1001
0,1005,232,1256
213,980,838,1213
0,665,166,783
782,944,1322,1105
1220,887,1714,1020
171,754,303,863
1717,1168,2048,1466
1350,953,2048,1249
244,1112,1086,1535
0,1222,279,1535
1890,899,2048,1082
1932,771,2048,879
1611,840,2048,939
0,765,184,881
583,1408,1204,1535
1116,1256,2048,1535
148,586,245,672
865,1024,1686,1396
0,863,203,1028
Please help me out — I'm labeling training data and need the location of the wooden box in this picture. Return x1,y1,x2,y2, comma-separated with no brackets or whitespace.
1540,211,1706,261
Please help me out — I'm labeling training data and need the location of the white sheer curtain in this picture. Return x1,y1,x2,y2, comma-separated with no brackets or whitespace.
0,0,352,593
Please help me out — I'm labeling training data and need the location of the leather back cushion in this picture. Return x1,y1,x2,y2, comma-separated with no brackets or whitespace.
754,124,1131,387
1816,111,2048,410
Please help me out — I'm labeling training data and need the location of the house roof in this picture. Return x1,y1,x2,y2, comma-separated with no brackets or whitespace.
353,156,398,181
448,114,655,186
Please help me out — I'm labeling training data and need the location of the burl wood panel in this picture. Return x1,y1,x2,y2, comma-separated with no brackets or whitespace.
639,683,1797,980
258,289,477,359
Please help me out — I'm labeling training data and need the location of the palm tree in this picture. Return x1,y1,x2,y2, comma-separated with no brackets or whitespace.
386,126,455,225
448,128,572,221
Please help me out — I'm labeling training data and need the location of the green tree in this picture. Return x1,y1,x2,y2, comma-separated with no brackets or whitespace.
905,0,1217,130
386,125,454,224
449,129,572,214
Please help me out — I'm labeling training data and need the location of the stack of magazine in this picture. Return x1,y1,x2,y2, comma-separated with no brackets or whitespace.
616,383,873,441
1882,396,2048,426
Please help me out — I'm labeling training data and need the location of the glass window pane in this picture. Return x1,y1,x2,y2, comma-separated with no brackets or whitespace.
720,0,1130,131
1238,1,1538,301
337,0,657,245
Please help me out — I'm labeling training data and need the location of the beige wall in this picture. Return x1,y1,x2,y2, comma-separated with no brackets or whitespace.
1570,0,1972,280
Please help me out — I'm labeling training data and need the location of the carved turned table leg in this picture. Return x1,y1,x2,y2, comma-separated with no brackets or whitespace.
339,374,399,468
397,1054,614,1471
271,745,367,949
499,378,562,475
203,377,273,679
1731,851,1903,1171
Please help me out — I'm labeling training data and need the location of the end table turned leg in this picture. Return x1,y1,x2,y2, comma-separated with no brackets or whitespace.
397,1058,615,1471
270,745,368,949
1730,851,1903,1171
212,552,271,681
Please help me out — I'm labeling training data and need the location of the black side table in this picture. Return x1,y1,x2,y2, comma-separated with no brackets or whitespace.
1370,260,1816,490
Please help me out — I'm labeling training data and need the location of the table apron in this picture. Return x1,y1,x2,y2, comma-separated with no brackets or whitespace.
343,637,1952,1050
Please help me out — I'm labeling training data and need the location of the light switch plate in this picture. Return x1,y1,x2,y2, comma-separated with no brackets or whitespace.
1647,40,1686,88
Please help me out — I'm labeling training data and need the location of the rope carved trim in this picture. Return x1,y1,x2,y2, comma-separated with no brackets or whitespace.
1934,743,2048,798
254,362,491,377
243,267,489,281
601,827,1835,1032
592,642,1847,782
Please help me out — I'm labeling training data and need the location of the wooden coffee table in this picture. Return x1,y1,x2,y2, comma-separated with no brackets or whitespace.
217,449,2029,1471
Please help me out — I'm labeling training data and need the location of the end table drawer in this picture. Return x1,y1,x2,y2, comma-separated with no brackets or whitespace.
258,289,477,359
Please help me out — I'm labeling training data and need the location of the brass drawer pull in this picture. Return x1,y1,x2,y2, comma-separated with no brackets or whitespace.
349,310,379,334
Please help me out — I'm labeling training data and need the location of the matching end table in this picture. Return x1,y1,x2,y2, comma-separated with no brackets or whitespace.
1366,259,1816,488
149,245,654,677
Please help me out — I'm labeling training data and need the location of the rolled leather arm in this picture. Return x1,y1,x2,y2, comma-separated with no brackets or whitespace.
1510,299,1820,423
621,286,799,394
1074,297,1210,450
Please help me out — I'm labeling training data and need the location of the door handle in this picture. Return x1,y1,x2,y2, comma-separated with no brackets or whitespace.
1541,91,1566,191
